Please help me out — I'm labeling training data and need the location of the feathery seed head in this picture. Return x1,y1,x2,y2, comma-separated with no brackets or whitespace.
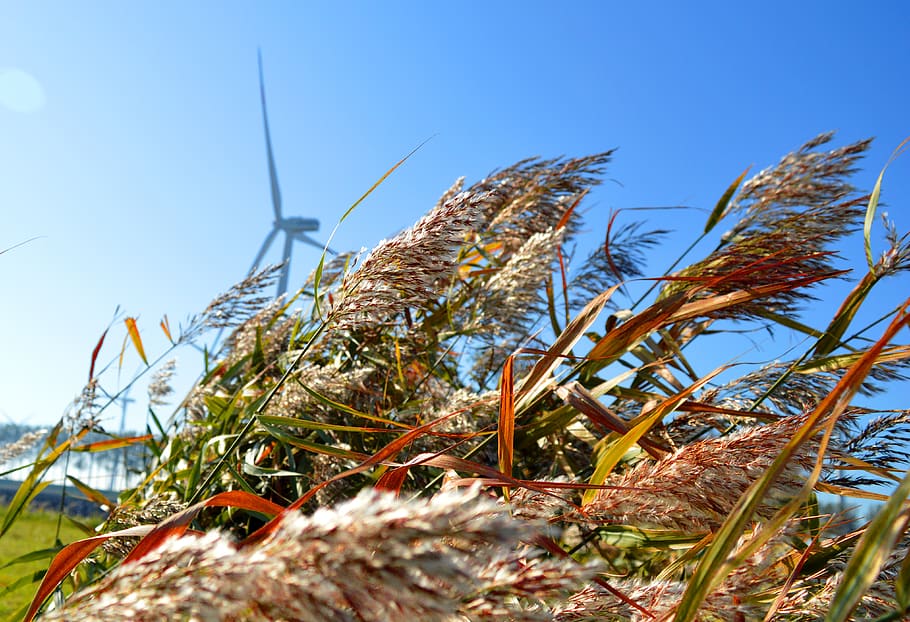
328,191,488,331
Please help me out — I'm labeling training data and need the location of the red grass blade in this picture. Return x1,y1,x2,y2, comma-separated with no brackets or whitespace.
389,452,586,510
123,490,285,564
555,188,587,230
375,465,411,495
556,381,669,458
604,209,625,283
25,488,289,621
88,328,107,382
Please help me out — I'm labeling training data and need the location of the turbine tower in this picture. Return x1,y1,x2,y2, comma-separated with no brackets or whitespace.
250,50,332,297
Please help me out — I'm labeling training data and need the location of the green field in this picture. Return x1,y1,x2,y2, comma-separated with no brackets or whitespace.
0,507,98,619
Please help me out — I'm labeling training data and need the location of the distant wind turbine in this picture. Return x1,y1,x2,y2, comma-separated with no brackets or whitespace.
250,50,334,297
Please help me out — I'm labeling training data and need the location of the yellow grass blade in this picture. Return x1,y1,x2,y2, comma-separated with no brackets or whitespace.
814,481,891,502
71,434,153,452
896,535,910,611
582,369,721,506
66,475,115,508
798,343,910,374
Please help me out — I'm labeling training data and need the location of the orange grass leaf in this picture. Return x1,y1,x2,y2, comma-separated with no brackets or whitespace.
556,188,587,231
25,524,155,622
124,317,148,365
498,355,515,482
159,314,174,344
375,465,411,495
72,434,153,452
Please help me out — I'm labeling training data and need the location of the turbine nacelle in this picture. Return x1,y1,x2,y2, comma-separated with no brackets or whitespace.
278,216,320,234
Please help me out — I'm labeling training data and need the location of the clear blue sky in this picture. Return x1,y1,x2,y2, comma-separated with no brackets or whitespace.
1,2,909,432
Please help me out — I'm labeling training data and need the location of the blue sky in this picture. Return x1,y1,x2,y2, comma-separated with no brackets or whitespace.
1,2,909,432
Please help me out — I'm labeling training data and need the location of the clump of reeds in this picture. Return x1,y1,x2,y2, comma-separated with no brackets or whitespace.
8,135,910,622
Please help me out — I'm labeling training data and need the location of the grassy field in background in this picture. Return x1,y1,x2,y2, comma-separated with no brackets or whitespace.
0,507,98,619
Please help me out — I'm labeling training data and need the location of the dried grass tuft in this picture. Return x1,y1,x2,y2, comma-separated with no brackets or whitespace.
49,486,595,621
582,416,818,532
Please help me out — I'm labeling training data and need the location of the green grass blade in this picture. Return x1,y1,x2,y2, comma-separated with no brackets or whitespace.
864,168,885,270
241,462,307,478
825,469,910,622
257,413,390,434
593,525,705,548
3,601,30,622
814,272,878,357
864,137,908,270
257,421,369,460
225,462,262,496
0,574,44,612
0,547,60,571
704,166,750,234
291,379,409,427
755,308,827,339
895,534,910,611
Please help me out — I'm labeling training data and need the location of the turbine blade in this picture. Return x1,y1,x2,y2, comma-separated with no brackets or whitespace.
258,49,283,221
294,232,338,256
276,232,294,296
250,227,279,274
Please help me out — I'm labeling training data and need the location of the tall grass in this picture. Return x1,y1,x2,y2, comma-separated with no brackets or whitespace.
4,133,910,621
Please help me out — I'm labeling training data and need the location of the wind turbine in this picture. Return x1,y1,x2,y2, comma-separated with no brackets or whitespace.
250,50,333,297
